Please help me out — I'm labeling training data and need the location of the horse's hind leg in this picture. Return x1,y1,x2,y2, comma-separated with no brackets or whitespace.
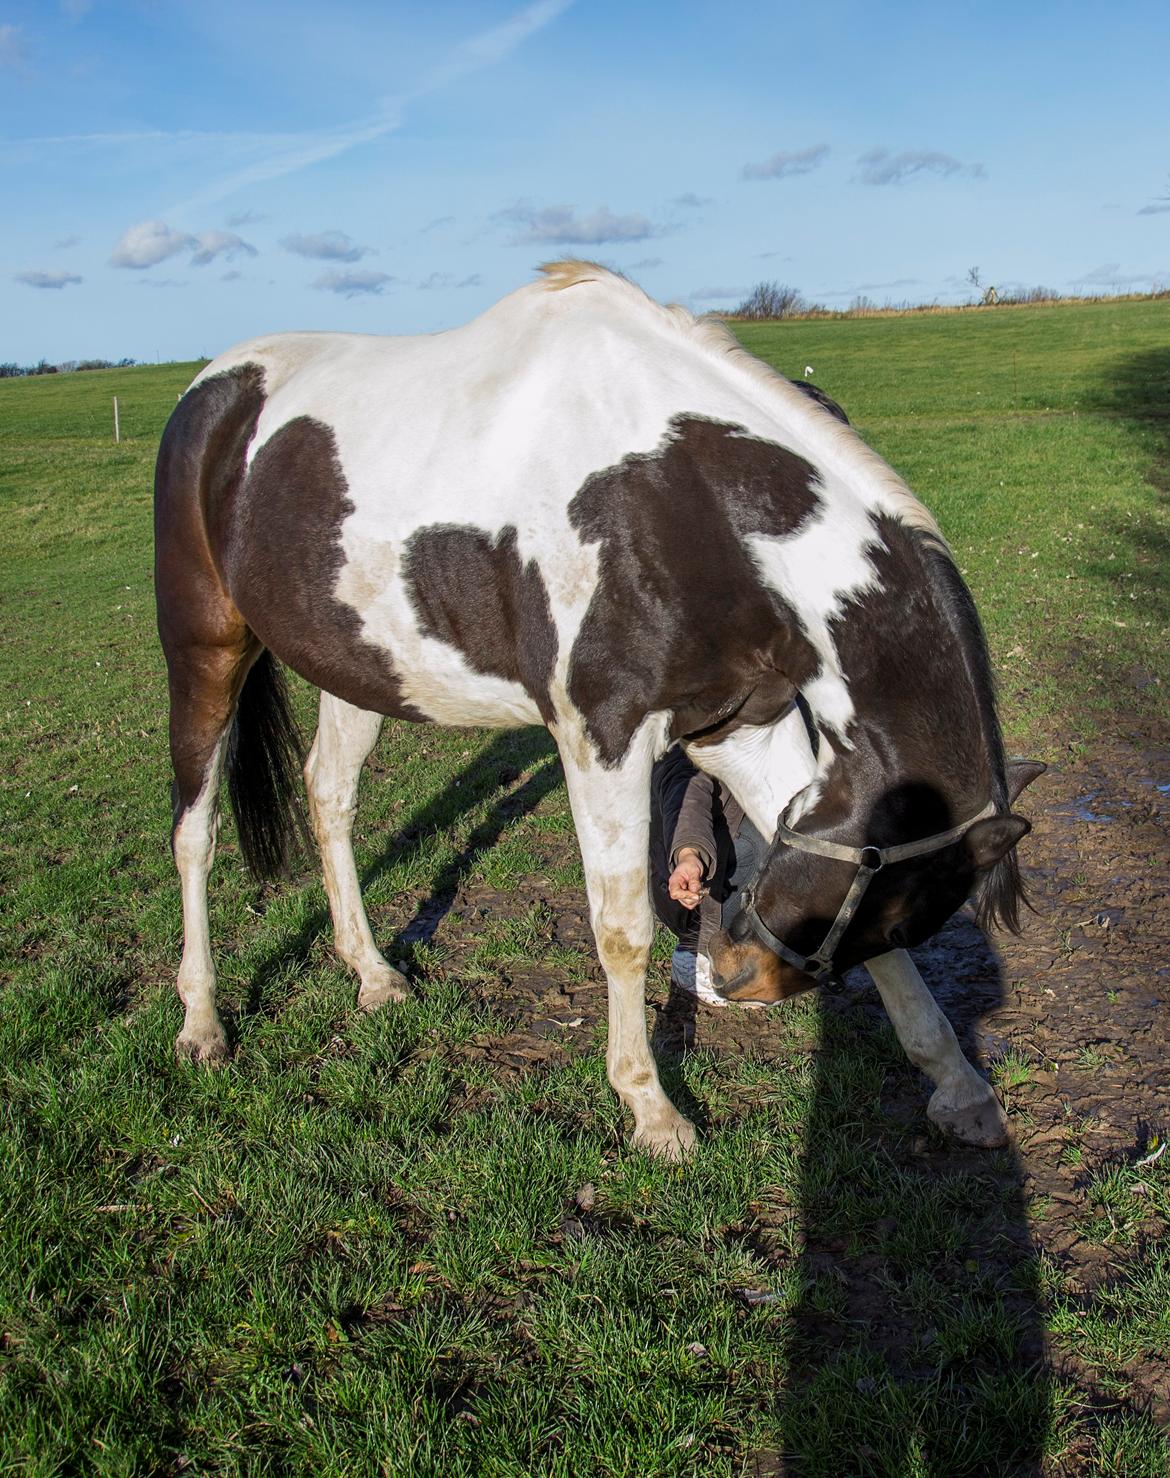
305,692,408,1009
167,633,257,1064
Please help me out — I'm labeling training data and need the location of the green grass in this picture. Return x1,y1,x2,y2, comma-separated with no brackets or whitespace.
3,307,1169,1474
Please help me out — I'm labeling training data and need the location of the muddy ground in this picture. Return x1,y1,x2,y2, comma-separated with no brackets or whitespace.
369,718,1170,1467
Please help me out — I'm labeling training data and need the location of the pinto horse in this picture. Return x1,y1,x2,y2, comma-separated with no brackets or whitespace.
155,261,1040,1160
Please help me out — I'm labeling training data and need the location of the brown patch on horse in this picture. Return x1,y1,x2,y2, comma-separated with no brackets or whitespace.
221,416,427,722
155,365,267,818
404,523,557,721
567,415,823,765
707,932,815,1004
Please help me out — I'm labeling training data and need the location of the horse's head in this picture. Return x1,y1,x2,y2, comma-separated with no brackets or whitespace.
708,759,1044,1004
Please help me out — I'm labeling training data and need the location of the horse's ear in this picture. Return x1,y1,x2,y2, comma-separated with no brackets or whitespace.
965,815,1030,870
1006,759,1046,803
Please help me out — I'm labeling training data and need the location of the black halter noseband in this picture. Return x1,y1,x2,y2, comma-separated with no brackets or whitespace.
739,799,997,984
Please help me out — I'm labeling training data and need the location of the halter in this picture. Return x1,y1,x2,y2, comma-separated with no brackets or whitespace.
739,799,997,985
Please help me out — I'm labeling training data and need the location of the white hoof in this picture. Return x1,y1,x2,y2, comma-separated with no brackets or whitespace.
357,963,409,1011
175,1020,229,1066
927,1080,1009,1147
631,1110,698,1162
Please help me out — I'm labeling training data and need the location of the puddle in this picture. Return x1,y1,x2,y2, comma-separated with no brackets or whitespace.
1137,777,1170,795
1069,790,1116,823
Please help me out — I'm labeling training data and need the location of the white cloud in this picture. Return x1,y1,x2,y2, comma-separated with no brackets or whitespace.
16,269,83,290
190,230,257,266
313,269,394,297
629,257,664,270
418,271,483,289
281,230,371,262
742,145,830,181
110,220,194,269
1138,202,1170,216
60,0,93,18
671,193,711,209
499,202,664,245
690,285,749,303
54,233,82,250
1071,262,1165,287
226,209,267,227
0,23,25,68
855,148,985,185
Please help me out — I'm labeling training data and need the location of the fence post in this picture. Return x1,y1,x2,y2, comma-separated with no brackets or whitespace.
113,396,120,443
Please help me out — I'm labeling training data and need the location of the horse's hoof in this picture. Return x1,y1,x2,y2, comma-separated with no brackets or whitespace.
927,1083,1009,1148
175,1027,230,1066
357,966,409,1011
632,1112,698,1162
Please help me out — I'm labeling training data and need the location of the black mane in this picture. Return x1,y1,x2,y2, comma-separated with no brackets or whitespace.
916,535,1026,933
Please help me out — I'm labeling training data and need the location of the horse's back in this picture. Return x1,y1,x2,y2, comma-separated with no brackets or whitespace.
157,265,934,740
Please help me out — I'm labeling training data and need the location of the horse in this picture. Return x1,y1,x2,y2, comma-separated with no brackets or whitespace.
154,260,1041,1161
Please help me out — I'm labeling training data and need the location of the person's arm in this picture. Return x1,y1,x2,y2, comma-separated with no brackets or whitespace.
667,768,720,910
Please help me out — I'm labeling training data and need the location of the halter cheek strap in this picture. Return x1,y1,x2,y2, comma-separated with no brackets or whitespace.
740,799,998,984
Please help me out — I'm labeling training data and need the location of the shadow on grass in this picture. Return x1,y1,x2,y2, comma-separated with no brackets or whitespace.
240,727,563,1020
767,920,1052,1475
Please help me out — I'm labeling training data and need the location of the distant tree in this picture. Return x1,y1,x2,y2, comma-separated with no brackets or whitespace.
732,281,806,319
0,363,23,378
966,266,983,292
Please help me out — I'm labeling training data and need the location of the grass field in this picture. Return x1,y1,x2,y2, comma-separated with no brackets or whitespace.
2,298,1169,1475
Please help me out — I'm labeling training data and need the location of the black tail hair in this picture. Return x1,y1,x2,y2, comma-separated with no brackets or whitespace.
226,650,306,879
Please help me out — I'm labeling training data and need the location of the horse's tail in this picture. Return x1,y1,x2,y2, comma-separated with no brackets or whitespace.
226,651,306,880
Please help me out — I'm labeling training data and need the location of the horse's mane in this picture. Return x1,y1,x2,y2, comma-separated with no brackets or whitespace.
914,534,1026,934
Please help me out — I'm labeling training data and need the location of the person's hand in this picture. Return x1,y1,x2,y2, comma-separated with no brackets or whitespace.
668,847,705,909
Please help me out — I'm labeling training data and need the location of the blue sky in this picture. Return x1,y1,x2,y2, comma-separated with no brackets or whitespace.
3,0,1168,364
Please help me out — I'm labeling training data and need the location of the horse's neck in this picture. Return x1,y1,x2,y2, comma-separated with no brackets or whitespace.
685,709,822,838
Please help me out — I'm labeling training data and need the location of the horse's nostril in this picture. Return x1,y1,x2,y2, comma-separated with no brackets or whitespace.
889,925,907,948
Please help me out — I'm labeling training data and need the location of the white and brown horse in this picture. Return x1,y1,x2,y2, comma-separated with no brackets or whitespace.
154,261,1039,1160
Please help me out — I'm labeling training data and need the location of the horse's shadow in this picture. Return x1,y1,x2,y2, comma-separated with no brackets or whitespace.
660,917,1051,1475
238,727,562,1020
233,721,1051,1468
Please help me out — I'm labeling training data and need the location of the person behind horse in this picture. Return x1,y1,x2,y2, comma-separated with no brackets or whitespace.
651,744,770,1005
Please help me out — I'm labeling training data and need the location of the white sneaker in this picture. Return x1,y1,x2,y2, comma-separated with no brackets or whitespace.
670,947,730,1008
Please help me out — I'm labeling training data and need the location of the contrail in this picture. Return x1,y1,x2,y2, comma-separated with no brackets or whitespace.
167,0,574,217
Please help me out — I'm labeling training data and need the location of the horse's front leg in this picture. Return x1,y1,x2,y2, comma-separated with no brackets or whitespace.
865,949,1008,1147
556,722,696,1161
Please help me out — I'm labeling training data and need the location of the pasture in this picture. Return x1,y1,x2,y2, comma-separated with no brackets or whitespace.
2,298,1168,1475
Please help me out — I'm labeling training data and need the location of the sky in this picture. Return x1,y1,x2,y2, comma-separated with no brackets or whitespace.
2,0,1169,365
